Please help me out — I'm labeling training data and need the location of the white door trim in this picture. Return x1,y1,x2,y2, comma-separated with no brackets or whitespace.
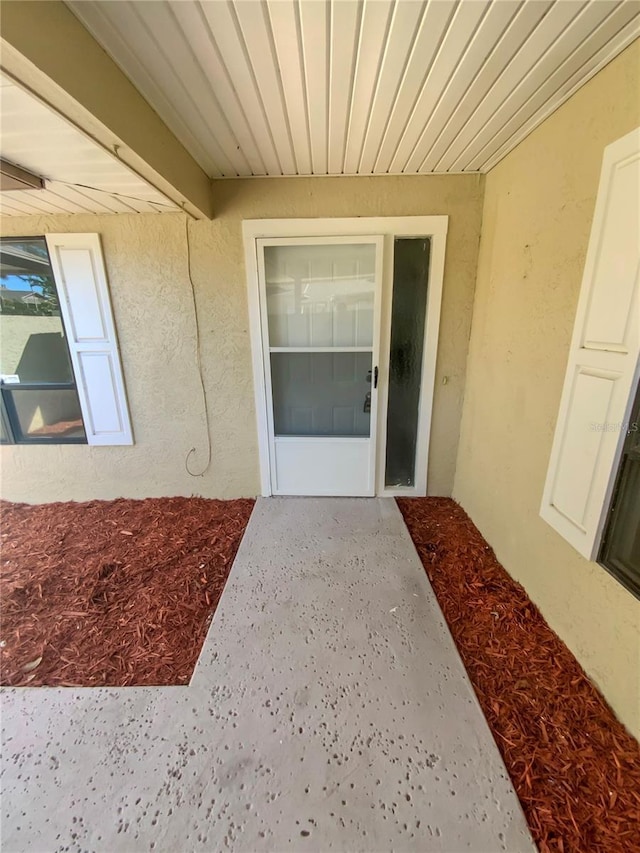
243,216,448,497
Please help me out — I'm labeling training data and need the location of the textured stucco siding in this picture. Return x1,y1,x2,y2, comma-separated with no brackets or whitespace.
0,174,483,502
453,41,640,738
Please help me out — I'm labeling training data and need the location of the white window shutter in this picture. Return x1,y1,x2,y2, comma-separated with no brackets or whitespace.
540,127,640,560
45,233,133,446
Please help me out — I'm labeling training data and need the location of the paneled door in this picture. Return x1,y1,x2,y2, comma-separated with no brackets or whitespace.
257,237,383,496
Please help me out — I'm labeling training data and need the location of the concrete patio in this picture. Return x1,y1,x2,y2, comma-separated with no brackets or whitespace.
1,498,535,852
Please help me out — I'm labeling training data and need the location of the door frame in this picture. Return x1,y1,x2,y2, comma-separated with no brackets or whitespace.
243,216,448,497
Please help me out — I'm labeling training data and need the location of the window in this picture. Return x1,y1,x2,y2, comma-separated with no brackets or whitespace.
1,233,132,447
0,238,86,443
540,128,639,587
599,380,640,598
385,237,430,487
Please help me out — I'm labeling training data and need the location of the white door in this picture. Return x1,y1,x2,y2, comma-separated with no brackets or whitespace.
258,236,383,496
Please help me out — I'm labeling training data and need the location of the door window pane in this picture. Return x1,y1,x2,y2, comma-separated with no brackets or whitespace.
385,238,430,487
271,352,372,437
265,243,375,347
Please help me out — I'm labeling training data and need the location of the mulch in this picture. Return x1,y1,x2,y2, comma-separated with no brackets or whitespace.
397,497,640,853
2,493,638,849
0,497,254,687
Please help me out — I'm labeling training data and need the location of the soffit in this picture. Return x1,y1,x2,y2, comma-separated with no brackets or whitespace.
0,71,178,215
68,0,640,177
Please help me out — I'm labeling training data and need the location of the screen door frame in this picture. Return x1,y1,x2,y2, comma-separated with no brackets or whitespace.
257,235,384,497
243,216,448,497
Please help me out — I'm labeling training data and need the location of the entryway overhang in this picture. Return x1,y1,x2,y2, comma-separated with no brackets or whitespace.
0,0,214,220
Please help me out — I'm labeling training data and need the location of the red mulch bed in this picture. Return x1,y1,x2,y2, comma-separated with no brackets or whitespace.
0,497,254,687
397,497,640,853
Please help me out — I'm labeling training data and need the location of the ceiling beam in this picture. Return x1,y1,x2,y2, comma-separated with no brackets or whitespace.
0,1,214,219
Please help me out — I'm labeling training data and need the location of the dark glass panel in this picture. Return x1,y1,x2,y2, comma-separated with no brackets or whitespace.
385,238,430,487
5,388,86,442
599,382,640,598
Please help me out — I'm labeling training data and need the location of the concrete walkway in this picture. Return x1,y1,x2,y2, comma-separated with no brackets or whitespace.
1,498,535,853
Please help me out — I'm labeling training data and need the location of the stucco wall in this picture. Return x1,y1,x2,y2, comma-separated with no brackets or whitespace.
0,174,483,502
453,41,640,737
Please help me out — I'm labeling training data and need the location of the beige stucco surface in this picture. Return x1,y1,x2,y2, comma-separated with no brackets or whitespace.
0,174,483,502
453,41,640,737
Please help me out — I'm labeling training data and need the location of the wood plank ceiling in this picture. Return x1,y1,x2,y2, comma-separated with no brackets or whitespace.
69,0,640,178
0,72,177,215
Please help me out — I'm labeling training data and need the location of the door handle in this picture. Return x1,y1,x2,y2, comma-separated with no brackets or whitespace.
363,391,371,413
374,366,378,389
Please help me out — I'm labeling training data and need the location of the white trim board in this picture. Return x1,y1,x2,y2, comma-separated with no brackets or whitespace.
243,216,448,497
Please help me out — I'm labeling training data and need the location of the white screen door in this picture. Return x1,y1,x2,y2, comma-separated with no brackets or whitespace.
258,236,383,496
